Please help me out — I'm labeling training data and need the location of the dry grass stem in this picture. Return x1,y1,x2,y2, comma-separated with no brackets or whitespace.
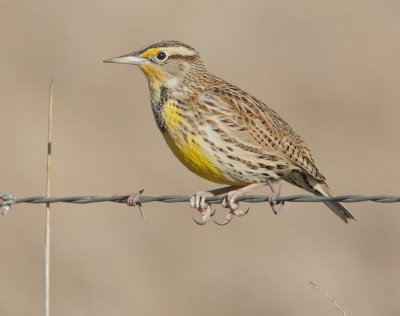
45,79,54,316
310,281,347,316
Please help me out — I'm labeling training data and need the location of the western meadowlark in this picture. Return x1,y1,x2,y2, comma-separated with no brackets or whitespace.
104,40,354,225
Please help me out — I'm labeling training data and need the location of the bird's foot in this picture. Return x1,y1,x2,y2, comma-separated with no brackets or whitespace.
190,191,216,225
268,192,285,215
215,190,250,226
267,180,285,215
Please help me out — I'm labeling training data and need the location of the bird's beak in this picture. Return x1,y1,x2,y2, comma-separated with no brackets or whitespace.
103,52,148,65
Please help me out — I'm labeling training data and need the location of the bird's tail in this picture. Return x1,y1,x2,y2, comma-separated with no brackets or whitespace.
312,182,355,223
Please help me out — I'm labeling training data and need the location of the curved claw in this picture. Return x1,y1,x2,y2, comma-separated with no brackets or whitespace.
192,216,208,225
270,201,285,215
192,216,208,226
192,207,216,226
214,212,234,226
214,207,249,225
268,193,285,215
234,207,250,217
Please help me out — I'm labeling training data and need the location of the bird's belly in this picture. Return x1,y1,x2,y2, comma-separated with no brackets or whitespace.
160,100,232,184
162,131,230,184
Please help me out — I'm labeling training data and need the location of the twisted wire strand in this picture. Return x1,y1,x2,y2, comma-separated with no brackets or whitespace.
1,191,399,215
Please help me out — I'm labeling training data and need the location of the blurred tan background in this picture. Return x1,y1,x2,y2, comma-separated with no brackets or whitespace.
1,0,400,315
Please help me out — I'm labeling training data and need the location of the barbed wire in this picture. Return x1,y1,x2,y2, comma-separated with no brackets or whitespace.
1,191,399,215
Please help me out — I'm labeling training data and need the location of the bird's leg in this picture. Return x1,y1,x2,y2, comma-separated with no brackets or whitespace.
216,183,267,225
190,186,240,225
267,179,284,215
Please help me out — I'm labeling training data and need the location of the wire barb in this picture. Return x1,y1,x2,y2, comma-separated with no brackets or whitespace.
0,192,15,215
126,189,145,219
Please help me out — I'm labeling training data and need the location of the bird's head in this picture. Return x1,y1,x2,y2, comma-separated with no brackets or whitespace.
104,40,204,89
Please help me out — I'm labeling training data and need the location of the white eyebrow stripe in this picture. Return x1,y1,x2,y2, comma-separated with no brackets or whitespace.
164,46,196,57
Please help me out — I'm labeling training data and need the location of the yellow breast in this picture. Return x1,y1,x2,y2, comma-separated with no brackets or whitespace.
161,100,228,184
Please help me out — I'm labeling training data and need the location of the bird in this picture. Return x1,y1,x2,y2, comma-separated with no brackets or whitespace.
104,40,355,225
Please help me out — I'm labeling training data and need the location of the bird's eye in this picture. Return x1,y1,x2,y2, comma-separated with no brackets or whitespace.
156,51,167,61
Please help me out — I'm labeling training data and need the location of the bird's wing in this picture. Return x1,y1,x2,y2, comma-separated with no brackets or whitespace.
200,82,326,181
